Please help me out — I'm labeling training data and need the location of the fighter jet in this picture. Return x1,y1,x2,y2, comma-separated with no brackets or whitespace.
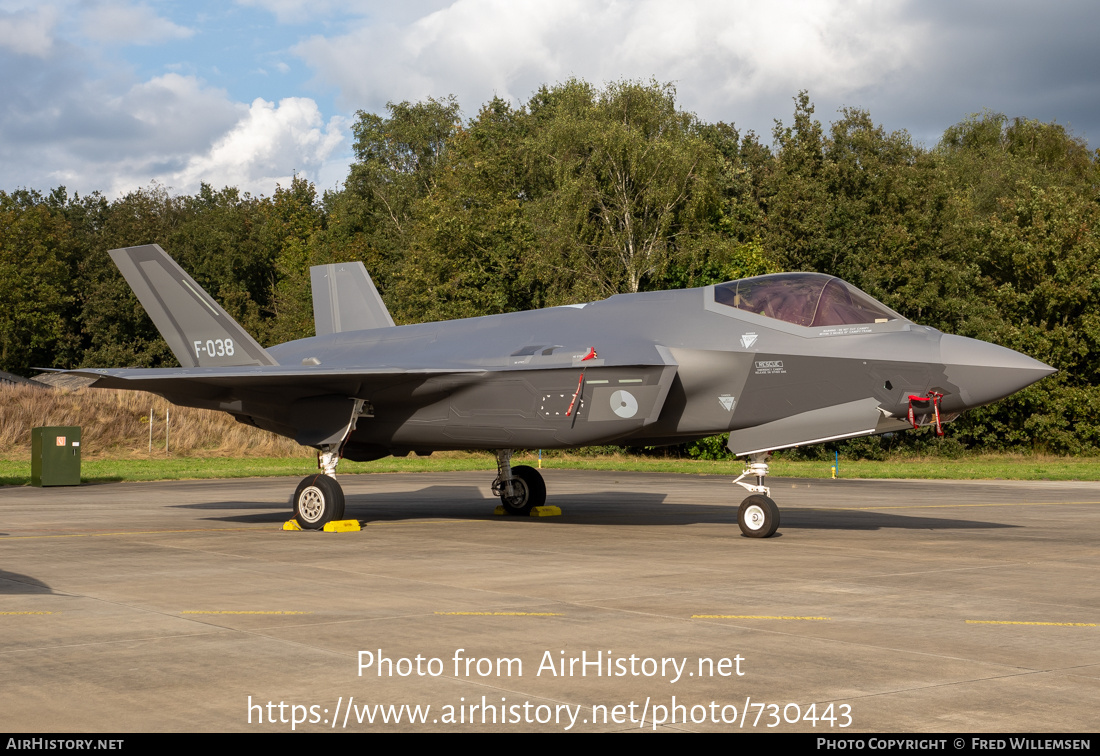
66,245,1055,538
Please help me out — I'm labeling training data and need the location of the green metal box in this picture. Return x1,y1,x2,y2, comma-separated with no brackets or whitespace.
31,426,81,486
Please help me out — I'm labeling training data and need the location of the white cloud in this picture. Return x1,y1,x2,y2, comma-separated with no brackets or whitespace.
279,0,1100,148
126,73,240,127
20,72,240,193
81,1,194,44
2,57,346,198
170,96,347,196
0,5,59,57
292,0,927,130
0,0,352,199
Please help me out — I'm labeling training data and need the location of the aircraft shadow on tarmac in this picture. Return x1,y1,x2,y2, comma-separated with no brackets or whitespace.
778,509,1017,531
172,498,300,524
0,569,53,594
180,485,1018,532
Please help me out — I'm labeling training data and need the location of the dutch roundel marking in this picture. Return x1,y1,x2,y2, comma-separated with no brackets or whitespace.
610,389,639,419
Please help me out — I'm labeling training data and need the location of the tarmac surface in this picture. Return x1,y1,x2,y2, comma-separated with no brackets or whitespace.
1,469,1097,733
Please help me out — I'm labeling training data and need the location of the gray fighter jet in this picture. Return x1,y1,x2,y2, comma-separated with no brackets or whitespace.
67,245,1055,538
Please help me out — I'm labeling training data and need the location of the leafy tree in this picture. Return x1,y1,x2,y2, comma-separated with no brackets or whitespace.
260,176,326,343
387,97,542,323
0,191,75,373
344,96,462,291
528,79,723,301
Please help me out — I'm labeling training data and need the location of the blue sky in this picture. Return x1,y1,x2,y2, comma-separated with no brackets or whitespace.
2,0,1098,199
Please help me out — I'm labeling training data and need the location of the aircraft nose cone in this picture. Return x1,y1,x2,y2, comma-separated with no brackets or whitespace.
940,334,1056,409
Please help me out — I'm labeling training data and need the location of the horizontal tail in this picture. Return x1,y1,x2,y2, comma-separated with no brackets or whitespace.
109,244,278,368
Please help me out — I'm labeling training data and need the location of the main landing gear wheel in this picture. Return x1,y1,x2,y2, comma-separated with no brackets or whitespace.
498,465,546,516
737,494,780,538
294,474,345,530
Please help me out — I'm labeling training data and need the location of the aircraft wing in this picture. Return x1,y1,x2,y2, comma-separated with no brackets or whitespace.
61,364,488,449
64,352,679,451
67,364,485,391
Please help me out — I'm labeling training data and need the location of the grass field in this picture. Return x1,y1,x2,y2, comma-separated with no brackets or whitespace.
3,452,1100,486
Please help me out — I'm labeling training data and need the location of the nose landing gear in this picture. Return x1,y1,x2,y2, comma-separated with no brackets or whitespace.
732,452,780,538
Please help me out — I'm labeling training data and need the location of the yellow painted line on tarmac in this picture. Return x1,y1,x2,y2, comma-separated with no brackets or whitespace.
693,614,831,621
0,611,54,615
966,620,1096,627
435,611,562,616
0,528,258,540
182,611,313,615
812,501,1100,512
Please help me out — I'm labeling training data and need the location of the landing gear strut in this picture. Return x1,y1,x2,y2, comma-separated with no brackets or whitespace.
732,452,780,538
293,443,346,529
492,449,546,515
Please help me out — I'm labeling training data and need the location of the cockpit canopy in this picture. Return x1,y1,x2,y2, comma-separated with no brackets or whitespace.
714,273,905,328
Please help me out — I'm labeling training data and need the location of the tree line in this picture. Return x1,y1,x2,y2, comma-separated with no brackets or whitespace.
3,80,1098,455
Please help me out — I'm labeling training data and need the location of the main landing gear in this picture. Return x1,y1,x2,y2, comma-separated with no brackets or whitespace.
492,449,546,515
732,452,780,538
293,445,345,529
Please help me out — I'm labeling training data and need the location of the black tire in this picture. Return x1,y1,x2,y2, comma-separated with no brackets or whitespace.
737,494,780,538
499,465,547,516
294,474,345,530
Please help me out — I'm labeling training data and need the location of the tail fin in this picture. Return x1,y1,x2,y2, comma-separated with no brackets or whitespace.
109,244,278,368
310,262,395,336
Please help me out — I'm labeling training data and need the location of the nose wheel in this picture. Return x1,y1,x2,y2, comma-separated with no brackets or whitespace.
737,494,780,538
732,452,781,538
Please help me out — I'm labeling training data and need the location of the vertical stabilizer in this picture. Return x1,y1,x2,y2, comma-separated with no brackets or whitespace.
311,262,395,336
109,244,278,368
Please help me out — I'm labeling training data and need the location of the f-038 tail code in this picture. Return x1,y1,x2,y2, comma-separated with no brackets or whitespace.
193,338,234,358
